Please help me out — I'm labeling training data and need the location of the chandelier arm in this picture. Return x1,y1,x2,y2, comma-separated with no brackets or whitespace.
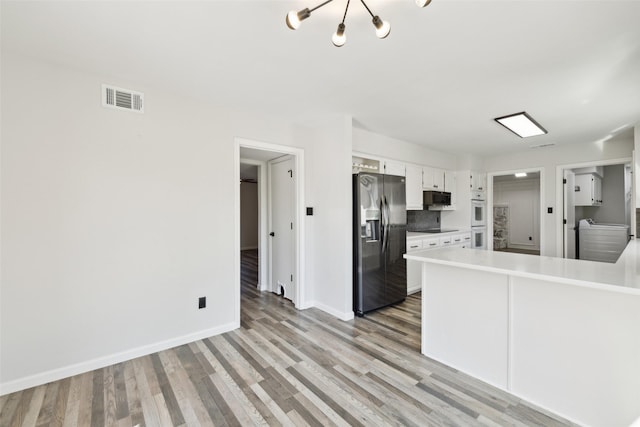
359,0,375,18
341,0,351,24
309,0,334,13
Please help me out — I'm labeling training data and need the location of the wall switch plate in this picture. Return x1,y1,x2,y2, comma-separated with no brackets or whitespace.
198,297,206,309
306,207,313,216
547,207,553,213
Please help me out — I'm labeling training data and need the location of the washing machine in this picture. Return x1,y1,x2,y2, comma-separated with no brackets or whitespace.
578,219,630,263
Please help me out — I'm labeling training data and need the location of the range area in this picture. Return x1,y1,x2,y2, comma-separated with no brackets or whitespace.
412,228,459,234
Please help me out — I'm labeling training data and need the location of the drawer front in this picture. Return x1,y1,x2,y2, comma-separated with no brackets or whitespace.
423,238,441,249
451,235,464,245
472,191,485,200
407,240,424,252
440,236,453,245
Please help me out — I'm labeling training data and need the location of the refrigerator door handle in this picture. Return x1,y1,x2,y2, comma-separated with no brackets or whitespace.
380,197,387,254
382,196,390,254
385,196,391,253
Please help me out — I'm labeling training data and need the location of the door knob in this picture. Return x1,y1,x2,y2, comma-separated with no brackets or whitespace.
269,232,275,236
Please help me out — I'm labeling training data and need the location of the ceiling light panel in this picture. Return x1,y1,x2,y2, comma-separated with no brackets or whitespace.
494,112,547,138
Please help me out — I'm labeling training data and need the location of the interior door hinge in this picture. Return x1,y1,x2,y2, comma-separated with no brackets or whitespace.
290,222,293,229
290,274,293,281
288,169,293,178
563,219,567,224
563,178,567,184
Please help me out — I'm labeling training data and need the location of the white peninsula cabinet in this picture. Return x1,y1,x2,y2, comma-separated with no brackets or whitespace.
406,244,640,427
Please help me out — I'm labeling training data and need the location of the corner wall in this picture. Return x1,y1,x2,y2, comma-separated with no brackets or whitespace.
0,53,353,393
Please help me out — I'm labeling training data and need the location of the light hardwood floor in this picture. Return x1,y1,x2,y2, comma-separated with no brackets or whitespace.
0,250,575,426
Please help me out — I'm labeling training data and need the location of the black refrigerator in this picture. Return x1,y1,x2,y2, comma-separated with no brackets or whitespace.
353,173,407,316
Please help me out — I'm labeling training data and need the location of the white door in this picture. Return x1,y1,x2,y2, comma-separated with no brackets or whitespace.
268,156,295,301
564,170,576,259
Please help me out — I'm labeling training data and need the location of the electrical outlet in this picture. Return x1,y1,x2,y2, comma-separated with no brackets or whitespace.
198,297,206,309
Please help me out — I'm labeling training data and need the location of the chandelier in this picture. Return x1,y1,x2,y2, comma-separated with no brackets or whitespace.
286,0,432,47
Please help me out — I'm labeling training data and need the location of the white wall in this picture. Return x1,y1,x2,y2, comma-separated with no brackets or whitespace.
240,181,258,250
0,53,353,392
483,134,634,256
352,127,458,170
494,178,540,250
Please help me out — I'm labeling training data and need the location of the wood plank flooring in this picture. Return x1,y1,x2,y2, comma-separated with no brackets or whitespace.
1,250,576,426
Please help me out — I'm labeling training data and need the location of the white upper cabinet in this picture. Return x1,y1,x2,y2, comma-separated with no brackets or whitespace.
575,173,603,206
443,170,457,209
423,166,445,190
405,164,424,210
384,160,406,177
471,171,487,192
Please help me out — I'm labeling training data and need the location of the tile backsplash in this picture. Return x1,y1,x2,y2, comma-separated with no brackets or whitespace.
407,210,440,231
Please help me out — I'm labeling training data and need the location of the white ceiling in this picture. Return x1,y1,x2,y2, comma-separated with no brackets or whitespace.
3,1,640,156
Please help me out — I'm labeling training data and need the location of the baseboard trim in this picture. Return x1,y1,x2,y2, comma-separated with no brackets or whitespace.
0,321,238,396
407,286,421,295
313,301,355,321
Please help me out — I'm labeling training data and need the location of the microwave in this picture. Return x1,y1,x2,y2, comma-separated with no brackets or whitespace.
423,191,451,206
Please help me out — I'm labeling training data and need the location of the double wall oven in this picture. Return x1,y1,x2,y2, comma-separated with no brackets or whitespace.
471,192,487,249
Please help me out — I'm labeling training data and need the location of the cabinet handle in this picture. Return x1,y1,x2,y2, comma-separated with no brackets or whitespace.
410,245,419,248
454,239,461,242
429,243,437,246
478,187,483,190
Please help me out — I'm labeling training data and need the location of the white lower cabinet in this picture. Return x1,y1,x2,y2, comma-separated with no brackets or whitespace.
407,232,471,294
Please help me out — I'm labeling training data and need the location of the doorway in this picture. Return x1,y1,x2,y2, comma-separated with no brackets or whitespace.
558,158,634,259
233,138,306,326
488,169,543,255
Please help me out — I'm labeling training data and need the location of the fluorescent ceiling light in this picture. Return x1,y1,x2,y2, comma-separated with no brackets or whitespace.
495,112,547,138
514,172,528,178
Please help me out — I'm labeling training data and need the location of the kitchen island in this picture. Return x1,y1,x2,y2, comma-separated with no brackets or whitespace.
404,241,640,427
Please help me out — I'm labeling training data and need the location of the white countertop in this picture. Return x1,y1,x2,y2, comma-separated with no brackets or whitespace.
404,239,640,295
407,229,470,239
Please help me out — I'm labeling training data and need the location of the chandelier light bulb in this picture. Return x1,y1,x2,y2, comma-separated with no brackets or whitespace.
286,8,310,30
332,23,346,47
372,16,391,39
415,0,432,7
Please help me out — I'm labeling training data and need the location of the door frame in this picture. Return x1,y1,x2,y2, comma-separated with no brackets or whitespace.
239,158,268,291
234,138,307,325
555,156,633,258
487,168,545,253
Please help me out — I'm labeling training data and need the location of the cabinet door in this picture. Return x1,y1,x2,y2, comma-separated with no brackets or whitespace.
405,164,424,210
433,168,445,190
423,167,445,190
443,170,457,210
384,160,406,177
422,167,434,189
574,174,593,206
594,175,602,205
471,171,487,191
